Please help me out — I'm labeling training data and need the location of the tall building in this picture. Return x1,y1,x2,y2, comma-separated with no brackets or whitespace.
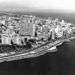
19,21,36,37
1,34,11,45
12,35,22,45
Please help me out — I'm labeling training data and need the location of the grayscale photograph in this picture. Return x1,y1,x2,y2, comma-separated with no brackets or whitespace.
0,0,74,75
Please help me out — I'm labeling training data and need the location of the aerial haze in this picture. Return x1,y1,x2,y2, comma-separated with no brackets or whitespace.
0,0,75,13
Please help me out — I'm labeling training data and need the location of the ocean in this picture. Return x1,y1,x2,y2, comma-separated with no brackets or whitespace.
0,41,74,75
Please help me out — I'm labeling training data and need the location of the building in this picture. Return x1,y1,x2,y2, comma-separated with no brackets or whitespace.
19,20,36,37
55,25,63,38
1,34,11,45
12,35,22,45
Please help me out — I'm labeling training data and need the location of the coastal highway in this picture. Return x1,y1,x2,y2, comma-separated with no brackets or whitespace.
0,37,74,63
0,40,65,63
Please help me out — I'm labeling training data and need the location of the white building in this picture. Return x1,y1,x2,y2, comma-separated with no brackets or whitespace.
1,34,11,45
12,35,22,45
55,25,63,38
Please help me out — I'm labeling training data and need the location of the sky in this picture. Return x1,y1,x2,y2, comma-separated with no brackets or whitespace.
0,0,75,13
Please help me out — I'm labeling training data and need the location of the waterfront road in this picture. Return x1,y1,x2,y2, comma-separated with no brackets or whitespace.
0,37,74,63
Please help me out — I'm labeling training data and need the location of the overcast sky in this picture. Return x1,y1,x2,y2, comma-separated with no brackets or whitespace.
0,0,75,12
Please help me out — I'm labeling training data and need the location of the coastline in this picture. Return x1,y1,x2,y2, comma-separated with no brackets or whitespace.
0,12,74,62
0,36,74,63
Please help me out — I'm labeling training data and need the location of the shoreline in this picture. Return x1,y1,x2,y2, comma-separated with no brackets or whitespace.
0,36,74,62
